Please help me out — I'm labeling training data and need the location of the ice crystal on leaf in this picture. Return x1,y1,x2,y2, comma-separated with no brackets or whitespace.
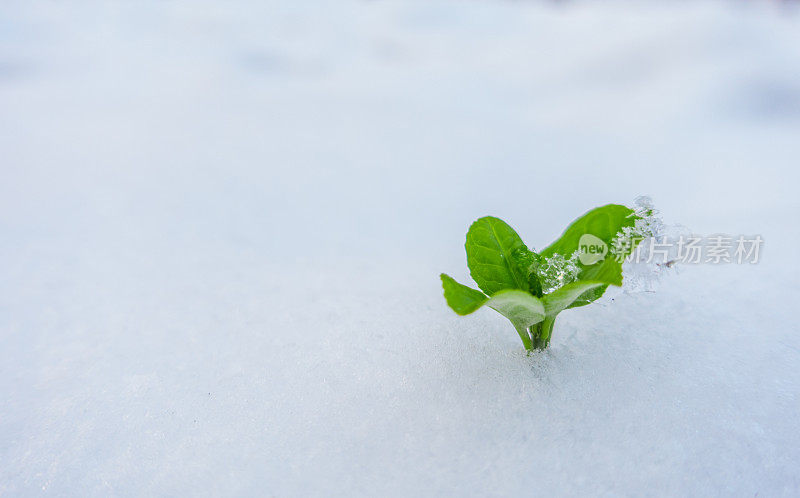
613,196,685,292
537,252,581,294
612,195,665,256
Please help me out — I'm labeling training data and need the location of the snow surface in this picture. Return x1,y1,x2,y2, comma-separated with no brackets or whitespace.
2,0,800,495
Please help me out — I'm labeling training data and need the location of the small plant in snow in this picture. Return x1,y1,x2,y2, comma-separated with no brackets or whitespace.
440,198,663,351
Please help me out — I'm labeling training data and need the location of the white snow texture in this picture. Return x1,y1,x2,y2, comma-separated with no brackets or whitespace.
1,1,799,496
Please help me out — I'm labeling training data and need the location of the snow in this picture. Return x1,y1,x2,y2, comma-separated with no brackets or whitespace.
2,0,800,495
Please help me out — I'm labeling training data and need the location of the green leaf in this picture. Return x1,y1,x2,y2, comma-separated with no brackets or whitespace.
580,257,624,286
440,273,488,315
541,204,634,258
510,248,543,297
440,274,545,350
465,216,530,295
565,284,608,309
486,289,546,330
542,281,606,317
440,274,545,326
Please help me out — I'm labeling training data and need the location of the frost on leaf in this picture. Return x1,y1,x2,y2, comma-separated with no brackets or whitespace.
536,252,581,294
612,195,665,255
611,196,687,293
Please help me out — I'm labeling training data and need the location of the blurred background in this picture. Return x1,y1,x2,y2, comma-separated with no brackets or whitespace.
2,1,799,496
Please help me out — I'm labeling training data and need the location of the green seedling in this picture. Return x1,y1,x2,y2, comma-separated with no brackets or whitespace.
440,203,650,350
